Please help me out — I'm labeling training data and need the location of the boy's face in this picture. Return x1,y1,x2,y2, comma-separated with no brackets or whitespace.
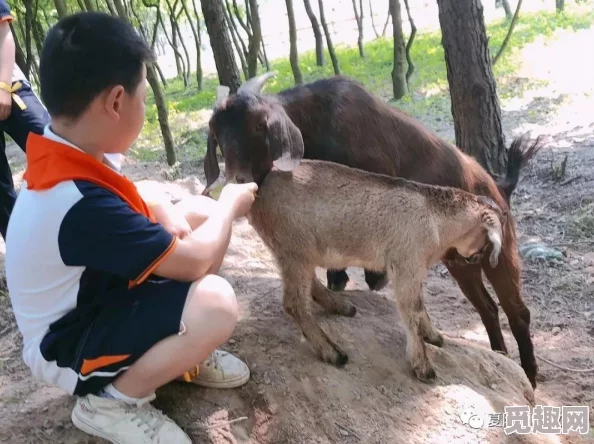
103,64,148,155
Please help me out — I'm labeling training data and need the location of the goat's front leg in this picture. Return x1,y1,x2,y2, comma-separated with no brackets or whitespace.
389,265,436,382
283,264,349,366
311,278,357,317
364,269,390,291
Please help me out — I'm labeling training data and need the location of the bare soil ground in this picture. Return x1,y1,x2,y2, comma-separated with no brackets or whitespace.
1,28,593,444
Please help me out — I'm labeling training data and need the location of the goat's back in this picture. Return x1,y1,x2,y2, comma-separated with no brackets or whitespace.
248,160,459,270
278,76,504,207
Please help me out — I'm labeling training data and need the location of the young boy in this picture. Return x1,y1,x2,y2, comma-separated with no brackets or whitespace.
5,12,257,444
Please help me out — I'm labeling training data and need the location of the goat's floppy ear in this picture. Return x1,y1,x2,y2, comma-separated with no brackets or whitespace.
203,133,221,194
266,107,304,171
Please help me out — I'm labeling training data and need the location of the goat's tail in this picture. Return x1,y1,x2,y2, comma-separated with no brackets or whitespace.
497,135,545,204
484,211,504,268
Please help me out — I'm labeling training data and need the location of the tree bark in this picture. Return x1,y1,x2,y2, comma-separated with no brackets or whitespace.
246,0,262,78
437,0,506,176
556,0,564,12
303,0,325,66
285,0,303,84
171,7,192,84
389,0,406,99
53,0,68,18
318,0,340,75
84,0,95,11
369,0,379,38
201,0,242,92
352,0,365,57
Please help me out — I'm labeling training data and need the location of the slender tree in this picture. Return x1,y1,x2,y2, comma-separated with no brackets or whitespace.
318,0,340,75
223,1,249,78
115,0,177,166
389,0,406,99
436,0,506,175
246,0,262,77
53,0,68,18
501,0,513,19
202,0,242,92
403,0,416,87
351,0,365,57
303,0,324,66
181,0,203,90
285,0,303,84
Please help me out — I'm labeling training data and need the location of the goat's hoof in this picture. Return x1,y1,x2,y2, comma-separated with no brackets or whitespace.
328,281,348,292
424,332,444,347
365,272,389,291
338,303,357,317
413,364,437,383
320,346,349,367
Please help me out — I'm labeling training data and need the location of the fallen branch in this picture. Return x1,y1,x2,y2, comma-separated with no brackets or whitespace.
560,175,583,186
492,0,523,65
206,416,248,430
536,353,594,373
336,422,362,440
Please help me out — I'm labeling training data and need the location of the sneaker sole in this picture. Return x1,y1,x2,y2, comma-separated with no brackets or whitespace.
72,409,123,444
190,369,250,389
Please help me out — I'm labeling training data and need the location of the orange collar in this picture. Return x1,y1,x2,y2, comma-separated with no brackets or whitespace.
24,132,155,221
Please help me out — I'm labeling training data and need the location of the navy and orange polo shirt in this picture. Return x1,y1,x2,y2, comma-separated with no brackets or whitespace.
5,126,177,394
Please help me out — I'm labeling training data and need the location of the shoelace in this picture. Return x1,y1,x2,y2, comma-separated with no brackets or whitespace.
203,349,226,370
128,402,169,441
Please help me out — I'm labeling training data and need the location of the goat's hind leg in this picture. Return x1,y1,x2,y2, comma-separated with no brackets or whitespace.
284,265,349,367
418,297,443,347
312,278,357,317
390,265,436,382
364,269,390,291
326,269,350,291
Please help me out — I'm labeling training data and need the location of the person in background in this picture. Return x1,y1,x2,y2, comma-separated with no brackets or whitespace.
0,0,51,240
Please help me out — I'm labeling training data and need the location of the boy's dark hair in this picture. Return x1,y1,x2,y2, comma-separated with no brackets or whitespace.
40,12,154,119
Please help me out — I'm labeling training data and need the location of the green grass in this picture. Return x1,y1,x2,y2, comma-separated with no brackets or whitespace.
136,4,594,164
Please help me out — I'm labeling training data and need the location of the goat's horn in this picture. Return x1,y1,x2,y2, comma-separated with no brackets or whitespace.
215,85,230,107
237,71,277,95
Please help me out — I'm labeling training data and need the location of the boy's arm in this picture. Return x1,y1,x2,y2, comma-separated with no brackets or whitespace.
59,182,257,285
154,183,257,280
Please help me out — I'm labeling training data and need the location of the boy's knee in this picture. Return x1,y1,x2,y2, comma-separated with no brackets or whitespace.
185,274,238,332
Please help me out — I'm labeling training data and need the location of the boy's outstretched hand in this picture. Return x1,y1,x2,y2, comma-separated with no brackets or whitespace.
218,182,258,219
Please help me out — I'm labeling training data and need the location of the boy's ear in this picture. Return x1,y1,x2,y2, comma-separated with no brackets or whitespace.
104,85,125,121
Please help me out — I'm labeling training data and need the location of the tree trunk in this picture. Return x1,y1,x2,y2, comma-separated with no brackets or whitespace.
381,7,391,37
246,0,262,78
172,11,192,85
352,0,365,57
185,0,203,90
53,0,68,18
222,1,249,78
260,40,270,70
146,66,177,166
114,0,177,166
318,0,340,75
32,11,45,58
437,0,506,176
303,0,325,66
501,0,513,19
201,0,242,92
170,13,184,79
556,0,564,12
369,0,379,38
285,0,303,84
389,0,406,99
84,0,95,11
21,0,34,78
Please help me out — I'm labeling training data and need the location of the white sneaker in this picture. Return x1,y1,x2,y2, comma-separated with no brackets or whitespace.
180,349,250,389
71,393,191,444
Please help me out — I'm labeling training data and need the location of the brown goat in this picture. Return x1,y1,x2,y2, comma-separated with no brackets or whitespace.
247,159,507,382
204,73,543,388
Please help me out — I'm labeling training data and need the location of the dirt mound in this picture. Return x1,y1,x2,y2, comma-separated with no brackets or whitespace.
154,219,550,444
